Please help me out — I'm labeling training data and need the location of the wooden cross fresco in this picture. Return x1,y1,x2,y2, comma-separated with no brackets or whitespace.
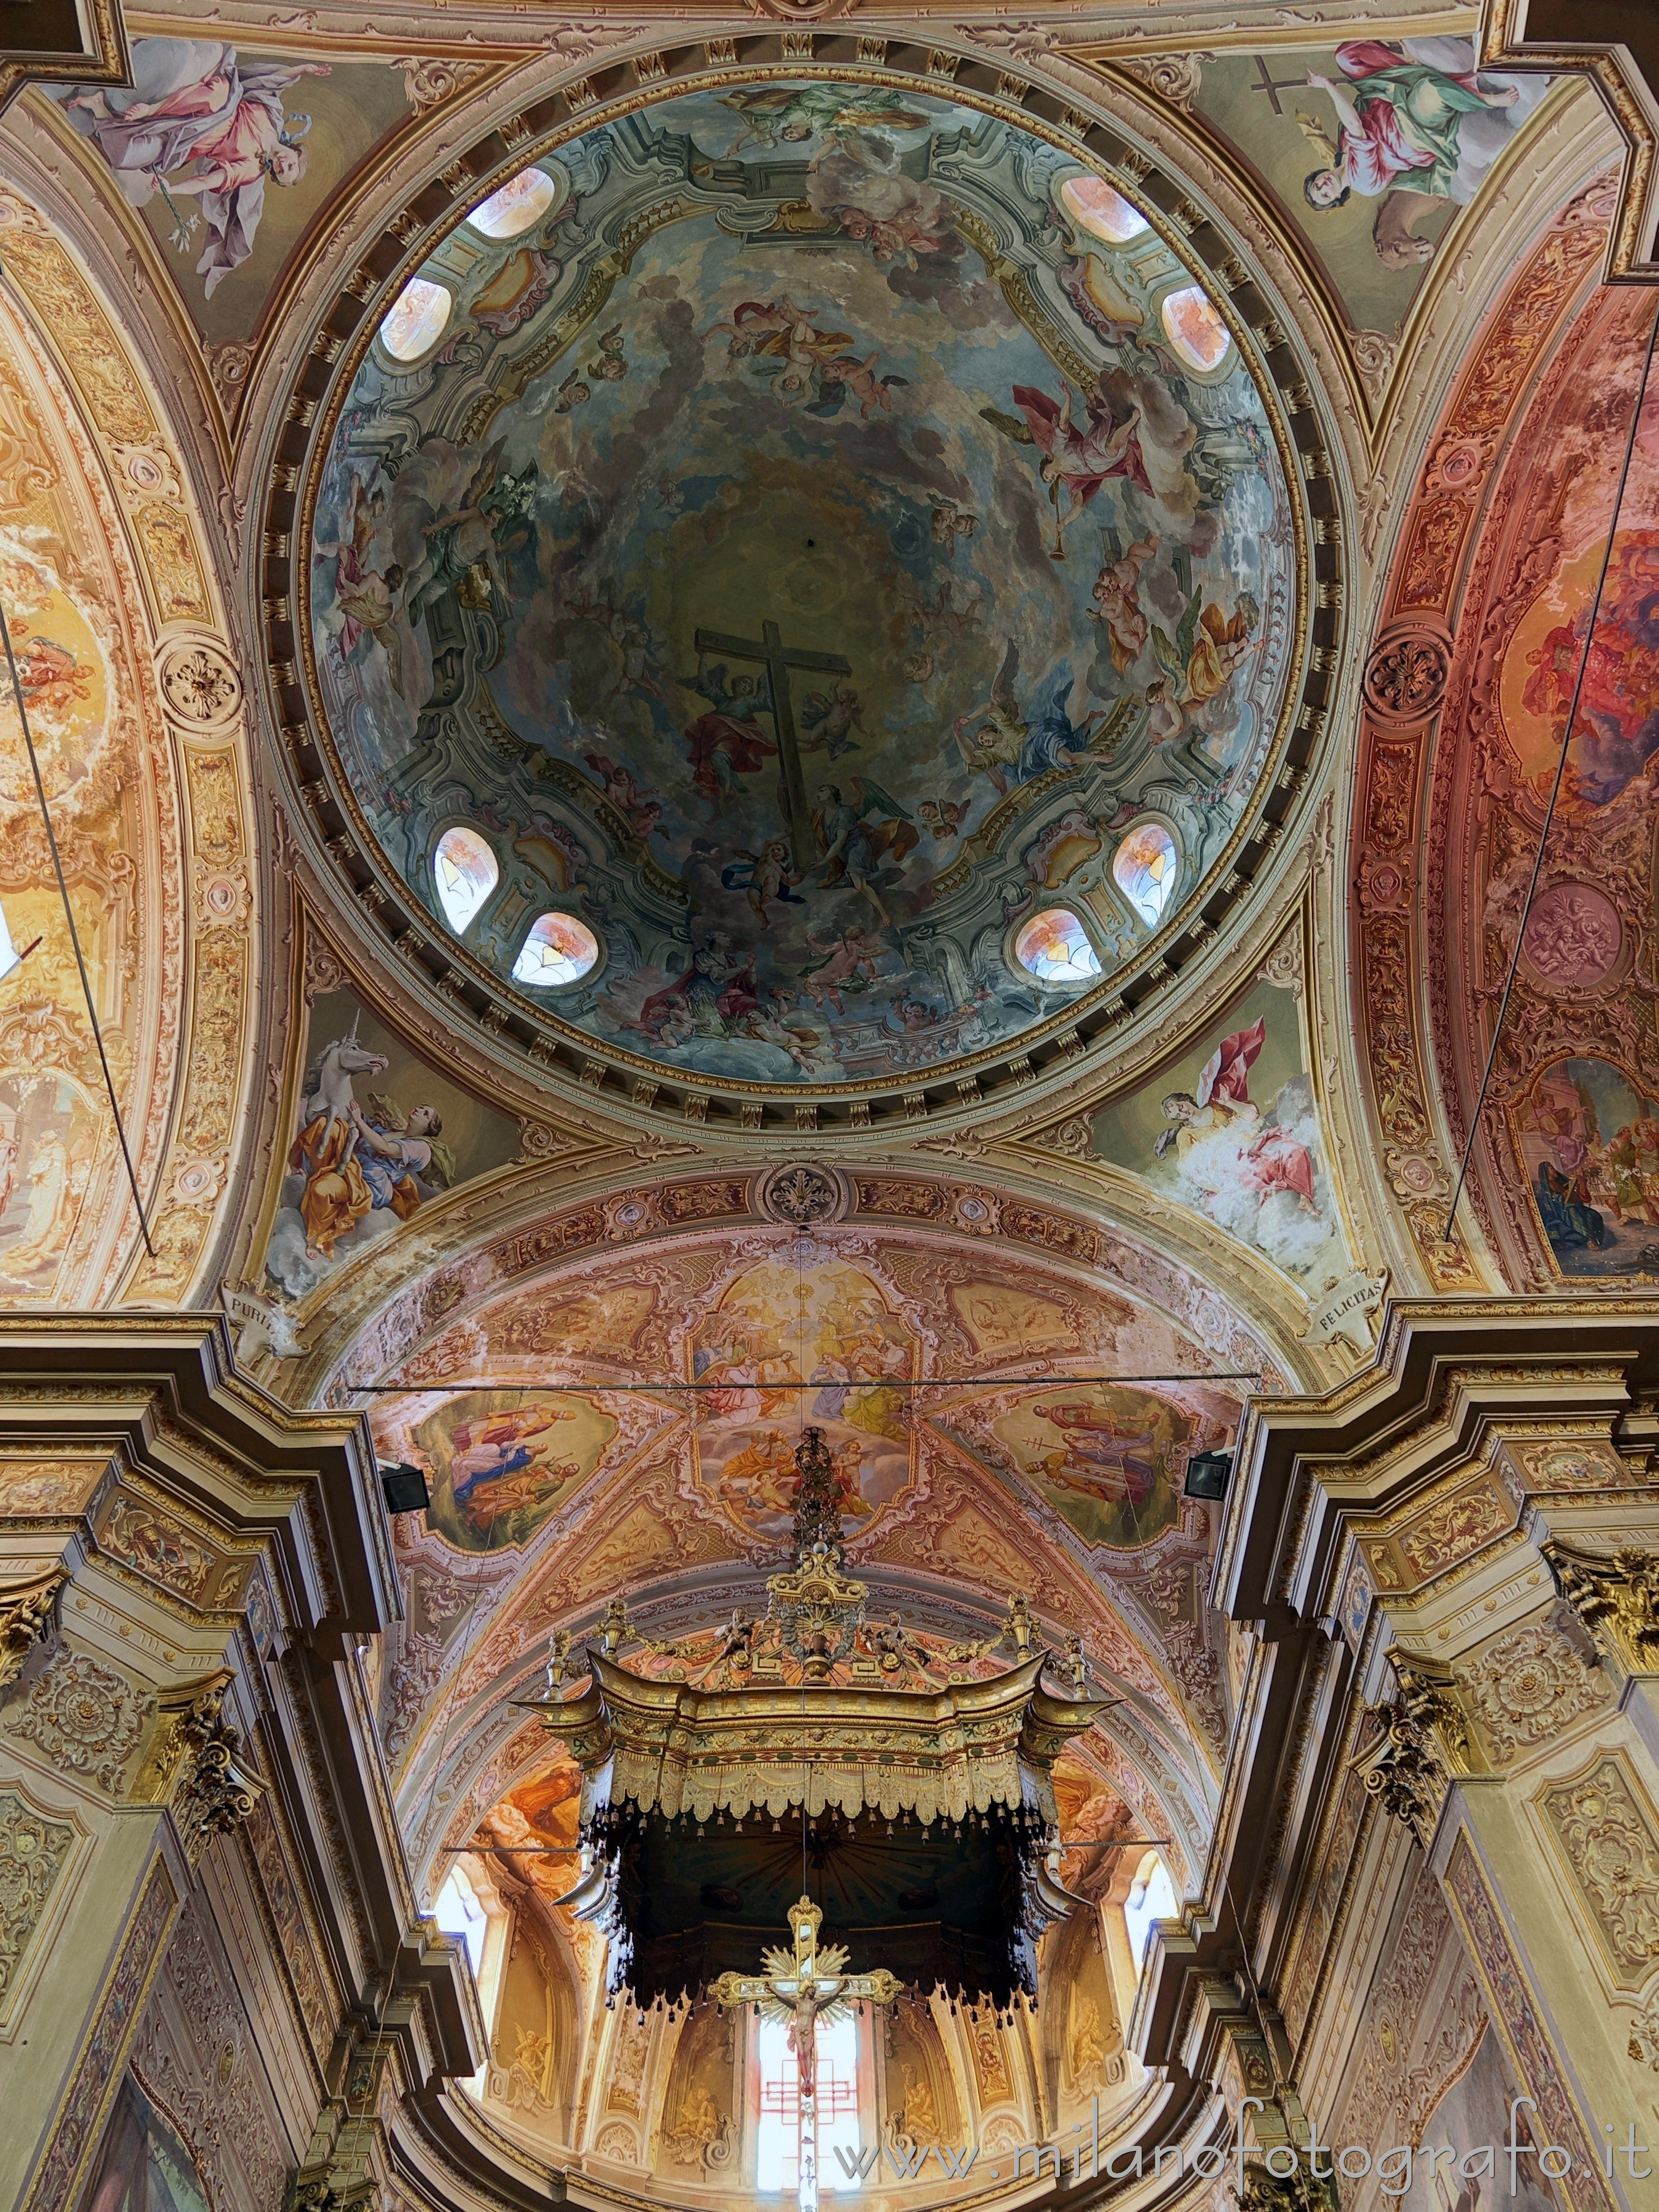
694,620,852,871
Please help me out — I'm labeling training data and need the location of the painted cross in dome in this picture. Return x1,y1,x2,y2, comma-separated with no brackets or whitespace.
712,1896,900,2212
693,620,853,872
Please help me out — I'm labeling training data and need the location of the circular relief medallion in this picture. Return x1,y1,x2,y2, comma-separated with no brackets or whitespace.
1363,629,1449,724
160,638,241,728
1520,881,1623,991
758,1161,848,1226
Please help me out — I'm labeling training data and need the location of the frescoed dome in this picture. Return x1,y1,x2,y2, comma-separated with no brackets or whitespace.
310,79,1299,1091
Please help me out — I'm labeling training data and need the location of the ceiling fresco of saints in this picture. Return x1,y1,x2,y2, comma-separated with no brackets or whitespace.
1089,972,1350,1285
1184,38,1552,344
689,1256,919,1545
310,81,1297,1088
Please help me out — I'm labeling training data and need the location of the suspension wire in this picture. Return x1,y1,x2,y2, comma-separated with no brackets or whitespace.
1441,292,1659,1243
0,597,154,1255
344,1372,1263,1396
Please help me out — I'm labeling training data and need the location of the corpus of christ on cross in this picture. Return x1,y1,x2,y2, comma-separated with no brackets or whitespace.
694,620,852,873
711,1895,900,2212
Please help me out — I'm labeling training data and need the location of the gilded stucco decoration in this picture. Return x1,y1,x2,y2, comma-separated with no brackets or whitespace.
1352,174,1619,1292
0,185,256,1307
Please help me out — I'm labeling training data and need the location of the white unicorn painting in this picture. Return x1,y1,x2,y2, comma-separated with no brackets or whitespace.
265,1008,459,1300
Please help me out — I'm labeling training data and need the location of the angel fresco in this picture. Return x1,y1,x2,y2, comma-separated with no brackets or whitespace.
798,684,866,758
954,640,1105,795
446,1403,582,1541
679,656,777,801
1149,1015,1338,1275
1525,531,1659,806
1295,38,1539,215
810,779,920,925
55,39,331,296
983,380,1153,554
401,441,539,639
717,83,931,152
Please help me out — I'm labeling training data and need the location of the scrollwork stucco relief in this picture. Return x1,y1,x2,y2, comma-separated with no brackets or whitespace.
4,1647,151,1795
1540,1753,1659,1990
1460,1615,1611,1763
0,1787,76,2014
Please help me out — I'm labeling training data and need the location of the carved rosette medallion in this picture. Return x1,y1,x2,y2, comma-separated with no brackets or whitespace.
6,1649,148,1794
755,1162,849,1227
0,1787,74,2009
157,637,242,730
1363,626,1451,726
1461,1619,1610,1762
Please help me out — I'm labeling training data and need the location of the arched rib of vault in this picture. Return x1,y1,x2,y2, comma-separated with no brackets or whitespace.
1348,170,1625,1293
251,1159,1293,1409
0,185,260,1306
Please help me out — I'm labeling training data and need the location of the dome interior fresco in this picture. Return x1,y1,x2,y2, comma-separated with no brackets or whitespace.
3,10,1659,2212
309,80,1302,1091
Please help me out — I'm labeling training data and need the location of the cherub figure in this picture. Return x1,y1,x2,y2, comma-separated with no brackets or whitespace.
1090,536,1158,674
917,798,965,844
585,324,627,381
803,924,890,1012
721,839,806,923
798,682,866,759
928,493,978,555
554,370,591,414
583,751,662,839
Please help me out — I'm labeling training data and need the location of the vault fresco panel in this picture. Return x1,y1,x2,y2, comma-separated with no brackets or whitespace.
45,39,416,344
1183,39,1553,344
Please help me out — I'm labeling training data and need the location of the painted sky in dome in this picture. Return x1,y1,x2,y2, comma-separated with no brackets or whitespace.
311,81,1296,1086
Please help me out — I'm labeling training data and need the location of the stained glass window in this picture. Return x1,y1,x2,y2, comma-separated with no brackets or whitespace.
468,167,558,239
378,277,452,363
1114,821,1179,927
433,826,498,934
1059,174,1151,245
1014,908,1102,984
512,911,599,987
1160,284,1232,372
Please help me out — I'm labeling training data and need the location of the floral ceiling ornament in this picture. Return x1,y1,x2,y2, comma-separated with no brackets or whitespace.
157,638,241,728
756,1163,848,1228
1363,628,1451,724
6,1648,149,1795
